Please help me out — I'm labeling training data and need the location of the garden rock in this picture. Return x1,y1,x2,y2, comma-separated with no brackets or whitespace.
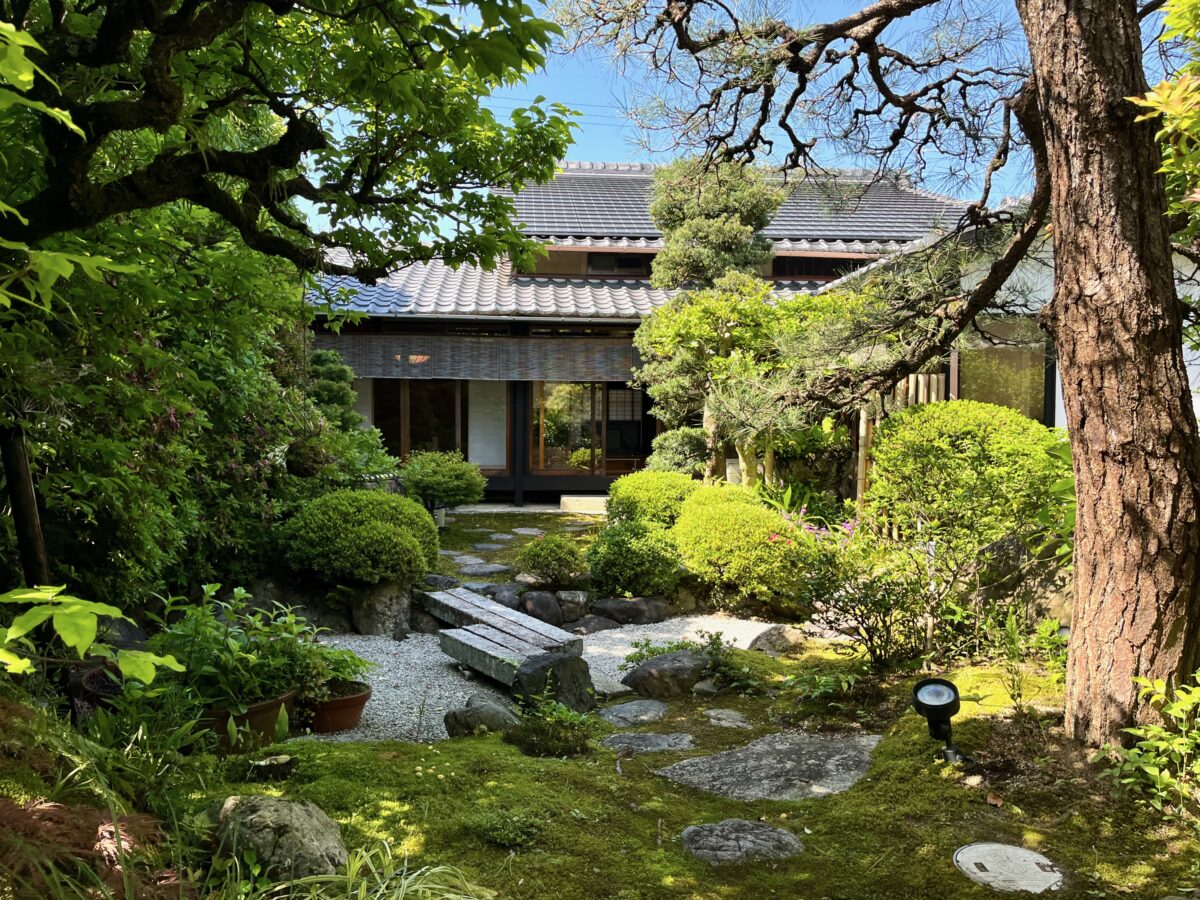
520,591,564,626
692,678,720,698
513,652,596,713
409,609,441,635
515,572,542,586
245,755,296,782
444,693,519,736
705,709,751,729
593,677,634,701
598,699,668,727
453,555,485,566
423,574,460,590
747,624,808,657
488,533,514,541
566,615,621,635
486,583,524,610
670,584,699,614
473,543,506,551
621,650,709,699
601,732,694,754
460,563,510,577
969,535,1074,623
462,581,494,593
216,795,347,878
592,595,671,625
680,819,803,866
556,590,590,621
657,732,881,801
350,581,410,636
513,527,545,536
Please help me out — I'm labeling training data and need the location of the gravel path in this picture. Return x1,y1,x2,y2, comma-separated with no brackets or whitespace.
309,614,778,743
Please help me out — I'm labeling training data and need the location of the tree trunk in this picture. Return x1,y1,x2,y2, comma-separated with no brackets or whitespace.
702,401,726,481
734,443,759,490
1016,0,1200,744
0,424,51,586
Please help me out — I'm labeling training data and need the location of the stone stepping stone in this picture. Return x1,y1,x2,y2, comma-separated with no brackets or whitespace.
657,732,881,801
454,555,486,566
593,677,634,701
562,525,591,532
705,709,751,729
601,733,693,755
473,543,506,551
462,581,495,593
598,699,668,727
438,549,460,557
488,533,515,541
953,843,1064,893
512,527,545,536
460,563,511,577
681,819,802,866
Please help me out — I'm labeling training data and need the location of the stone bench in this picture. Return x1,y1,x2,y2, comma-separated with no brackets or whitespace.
417,588,581,686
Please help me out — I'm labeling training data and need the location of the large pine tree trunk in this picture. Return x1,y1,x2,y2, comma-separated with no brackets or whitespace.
1,424,51,587
1016,0,1200,744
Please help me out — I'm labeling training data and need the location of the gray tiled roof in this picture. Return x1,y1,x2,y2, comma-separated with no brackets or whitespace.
508,161,967,243
317,258,822,321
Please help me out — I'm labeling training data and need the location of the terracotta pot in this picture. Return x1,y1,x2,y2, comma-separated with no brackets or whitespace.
201,688,298,752
311,681,372,734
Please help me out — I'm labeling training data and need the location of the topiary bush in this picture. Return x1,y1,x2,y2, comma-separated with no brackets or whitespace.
607,470,699,528
645,427,708,476
399,450,487,510
587,520,682,598
672,485,824,616
514,533,584,588
279,489,438,585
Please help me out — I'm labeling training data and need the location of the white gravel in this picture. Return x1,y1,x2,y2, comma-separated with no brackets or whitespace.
308,614,778,744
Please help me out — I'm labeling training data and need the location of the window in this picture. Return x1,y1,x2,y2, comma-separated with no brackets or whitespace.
771,256,869,279
370,379,508,473
529,382,648,474
586,253,653,277
956,319,1050,423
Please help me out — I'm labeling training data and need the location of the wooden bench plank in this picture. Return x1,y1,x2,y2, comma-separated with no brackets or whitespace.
438,628,524,686
417,588,582,655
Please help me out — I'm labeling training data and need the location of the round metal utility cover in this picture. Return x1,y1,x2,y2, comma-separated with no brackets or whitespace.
953,843,1064,893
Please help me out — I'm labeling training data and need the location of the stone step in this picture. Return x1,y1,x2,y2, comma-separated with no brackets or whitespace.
418,587,582,655
559,494,607,515
439,628,530,686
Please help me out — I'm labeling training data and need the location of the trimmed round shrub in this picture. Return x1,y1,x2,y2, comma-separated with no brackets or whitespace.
865,400,1068,548
279,489,438,585
399,450,487,510
645,427,708,477
607,471,699,528
673,485,822,616
587,521,682,597
514,533,584,588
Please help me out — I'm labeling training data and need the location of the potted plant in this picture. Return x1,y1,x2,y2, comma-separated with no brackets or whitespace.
149,586,313,751
398,450,486,525
298,646,376,733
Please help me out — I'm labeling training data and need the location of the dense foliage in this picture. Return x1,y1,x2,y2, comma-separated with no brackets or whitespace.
278,490,437,586
606,471,699,528
587,520,682,598
645,427,708,476
514,533,584,588
400,451,488,510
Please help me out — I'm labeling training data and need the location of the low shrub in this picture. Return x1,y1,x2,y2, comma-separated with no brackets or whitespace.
466,807,546,849
279,489,438,584
587,521,682,597
673,485,823,616
514,533,583,588
399,450,487,510
645,427,708,476
607,470,699,528
503,693,595,757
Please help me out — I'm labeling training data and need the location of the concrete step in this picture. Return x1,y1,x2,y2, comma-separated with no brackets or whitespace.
559,494,607,515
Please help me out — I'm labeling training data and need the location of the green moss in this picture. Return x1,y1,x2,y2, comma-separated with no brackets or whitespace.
435,512,602,577
213,660,1196,899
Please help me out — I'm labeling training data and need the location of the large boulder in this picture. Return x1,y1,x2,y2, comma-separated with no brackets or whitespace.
350,580,411,637
520,591,564,626
215,795,347,878
513,652,596,712
556,590,590,622
565,615,621,635
591,596,670,625
423,574,460,590
620,650,709,699
487,583,524,610
747,624,807,657
444,693,519,737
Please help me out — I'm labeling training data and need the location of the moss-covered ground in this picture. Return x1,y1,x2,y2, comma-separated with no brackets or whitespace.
434,512,603,578
213,645,1197,900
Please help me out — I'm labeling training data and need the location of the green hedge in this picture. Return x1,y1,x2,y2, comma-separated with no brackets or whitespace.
514,533,583,588
279,489,438,585
399,450,487,509
673,485,821,616
607,471,699,528
587,521,682,598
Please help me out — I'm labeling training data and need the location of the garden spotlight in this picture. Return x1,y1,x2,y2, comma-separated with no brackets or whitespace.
912,677,969,763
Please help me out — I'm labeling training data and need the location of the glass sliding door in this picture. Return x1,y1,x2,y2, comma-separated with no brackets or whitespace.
530,382,603,473
604,386,645,475
408,380,460,452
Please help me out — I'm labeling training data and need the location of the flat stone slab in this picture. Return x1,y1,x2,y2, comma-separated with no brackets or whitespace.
953,843,1065,893
601,733,694,755
598,699,669,727
657,731,881,801
488,533,515,541
460,563,511,576
473,543,506,551
453,555,486,566
512,527,545,536
462,581,495,593
705,709,751,729
438,549,460,557
680,819,803,866
593,677,634,701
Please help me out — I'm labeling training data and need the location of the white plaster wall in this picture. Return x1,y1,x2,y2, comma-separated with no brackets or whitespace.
352,378,373,427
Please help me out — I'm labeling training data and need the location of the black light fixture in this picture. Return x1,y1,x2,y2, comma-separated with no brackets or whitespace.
912,677,969,763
